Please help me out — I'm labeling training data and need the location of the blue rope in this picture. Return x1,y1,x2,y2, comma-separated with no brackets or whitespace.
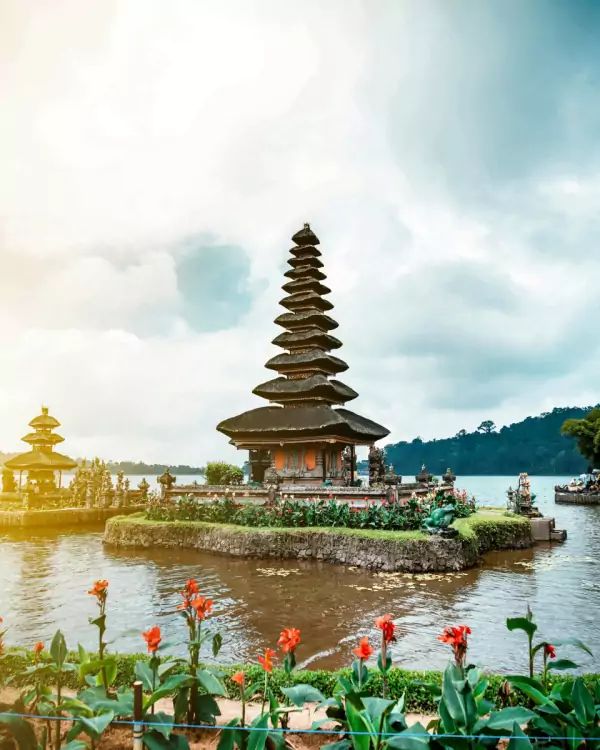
1,711,599,741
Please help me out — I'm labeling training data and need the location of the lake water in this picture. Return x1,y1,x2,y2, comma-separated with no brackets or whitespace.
1,475,599,674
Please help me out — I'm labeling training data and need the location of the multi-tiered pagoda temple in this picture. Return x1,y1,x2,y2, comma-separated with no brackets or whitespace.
4,406,77,490
217,223,389,486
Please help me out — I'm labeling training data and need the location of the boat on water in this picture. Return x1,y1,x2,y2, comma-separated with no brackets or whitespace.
555,469,600,504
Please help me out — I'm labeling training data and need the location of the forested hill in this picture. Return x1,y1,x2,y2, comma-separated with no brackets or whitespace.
385,406,595,476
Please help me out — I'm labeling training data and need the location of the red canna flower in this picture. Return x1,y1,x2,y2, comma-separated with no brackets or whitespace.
438,624,471,667
184,579,199,597
33,642,44,655
375,614,396,644
278,628,301,654
544,643,556,659
258,647,276,673
88,579,109,600
231,671,245,686
353,637,373,661
191,596,213,621
142,626,162,654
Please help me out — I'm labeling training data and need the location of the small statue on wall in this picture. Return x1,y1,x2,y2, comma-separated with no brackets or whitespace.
368,445,386,486
157,468,176,498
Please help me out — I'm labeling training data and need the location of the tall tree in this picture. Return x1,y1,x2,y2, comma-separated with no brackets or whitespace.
477,420,496,434
561,408,600,469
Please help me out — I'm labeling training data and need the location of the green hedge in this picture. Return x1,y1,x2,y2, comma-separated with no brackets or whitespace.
1,649,598,714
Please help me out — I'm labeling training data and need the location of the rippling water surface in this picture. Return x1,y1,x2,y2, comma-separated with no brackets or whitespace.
1,476,599,673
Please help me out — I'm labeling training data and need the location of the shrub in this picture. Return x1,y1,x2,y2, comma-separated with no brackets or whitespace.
204,461,244,486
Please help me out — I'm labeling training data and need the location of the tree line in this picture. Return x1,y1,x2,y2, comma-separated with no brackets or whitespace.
384,406,594,476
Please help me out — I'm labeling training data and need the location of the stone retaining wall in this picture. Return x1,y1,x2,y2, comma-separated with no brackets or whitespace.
103,514,532,573
0,505,146,528
555,492,600,505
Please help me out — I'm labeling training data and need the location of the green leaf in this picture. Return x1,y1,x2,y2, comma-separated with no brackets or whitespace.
77,710,114,740
506,676,550,706
248,712,269,750
572,677,595,725
362,696,395,728
282,684,326,707
212,632,223,658
507,722,533,750
77,644,89,665
50,630,67,669
63,742,89,750
196,668,227,696
441,666,467,727
486,707,536,730
345,701,371,750
547,659,579,671
144,711,174,739
216,718,240,750
135,659,155,691
320,742,352,750
506,617,537,639
194,693,221,722
387,721,431,750
143,730,191,750
551,638,593,656
145,673,192,709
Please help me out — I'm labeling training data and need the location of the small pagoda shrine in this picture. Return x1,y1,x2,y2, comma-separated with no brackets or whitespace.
4,406,77,491
217,223,390,486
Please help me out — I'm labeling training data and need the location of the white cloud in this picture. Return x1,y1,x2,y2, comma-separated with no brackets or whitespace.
1,0,598,463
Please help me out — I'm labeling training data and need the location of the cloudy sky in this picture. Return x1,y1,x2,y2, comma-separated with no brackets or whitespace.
2,0,600,464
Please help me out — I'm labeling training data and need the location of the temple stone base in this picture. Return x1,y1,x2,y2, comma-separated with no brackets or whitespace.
555,491,600,505
105,511,533,573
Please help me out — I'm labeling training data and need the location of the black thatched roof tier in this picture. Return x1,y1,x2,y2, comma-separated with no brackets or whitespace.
288,256,324,270
29,409,60,429
291,225,320,246
21,431,64,446
265,350,348,375
279,291,334,312
274,311,338,331
217,405,389,444
253,375,358,404
281,278,331,295
284,266,327,281
271,329,342,350
4,449,77,471
289,245,321,258
217,222,389,447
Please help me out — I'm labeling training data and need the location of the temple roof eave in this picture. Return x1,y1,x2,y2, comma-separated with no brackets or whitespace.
217,405,390,444
4,450,78,471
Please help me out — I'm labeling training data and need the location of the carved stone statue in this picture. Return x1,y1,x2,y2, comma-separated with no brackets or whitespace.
157,468,176,498
416,464,432,484
384,463,400,486
442,467,456,484
422,503,458,537
368,446,386,486
138,477,150,500
342,446,357,485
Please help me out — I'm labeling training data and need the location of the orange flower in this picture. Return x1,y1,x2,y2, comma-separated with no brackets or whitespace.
142,626,162,654
33,642,44,655
375,614,396,644
88,580,109,599
353,637,373,661
184,579,199,597
278,628,301,654
258,647,276,673
438,624,471,667
191,596,213,621
231,671,245,686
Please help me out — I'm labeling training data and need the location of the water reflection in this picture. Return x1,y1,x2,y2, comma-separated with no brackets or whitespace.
1,476,599,673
